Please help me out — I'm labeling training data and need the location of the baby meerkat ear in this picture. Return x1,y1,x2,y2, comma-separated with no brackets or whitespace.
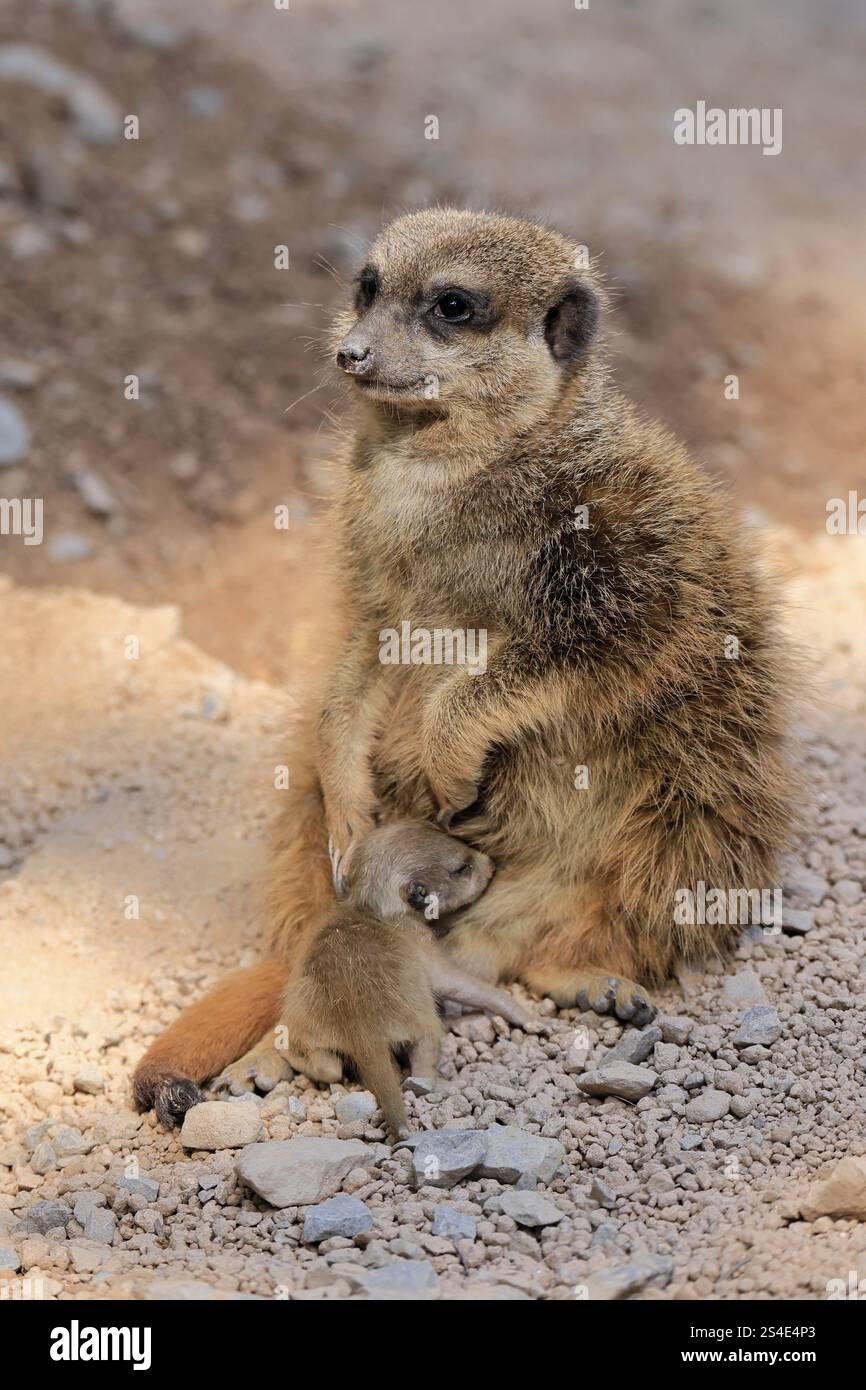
403,881,429,912
543,280,599,366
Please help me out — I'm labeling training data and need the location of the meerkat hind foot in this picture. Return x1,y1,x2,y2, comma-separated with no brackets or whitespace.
527,968,655,1026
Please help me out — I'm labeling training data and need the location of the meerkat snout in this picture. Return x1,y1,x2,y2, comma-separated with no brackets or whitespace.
336,332,373,376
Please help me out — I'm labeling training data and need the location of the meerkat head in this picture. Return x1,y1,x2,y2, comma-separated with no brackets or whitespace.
333,208,603,426
343,819,495,922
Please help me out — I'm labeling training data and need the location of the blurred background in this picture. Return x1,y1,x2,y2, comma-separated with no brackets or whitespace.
1,0,864,683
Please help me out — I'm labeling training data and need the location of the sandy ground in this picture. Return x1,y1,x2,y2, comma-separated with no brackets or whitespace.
1,0,865,1301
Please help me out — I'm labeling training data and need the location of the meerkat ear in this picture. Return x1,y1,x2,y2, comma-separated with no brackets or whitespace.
544,281,599,365
403,881,429,912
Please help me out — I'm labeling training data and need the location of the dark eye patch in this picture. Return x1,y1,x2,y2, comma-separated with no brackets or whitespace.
354,265,379,311
449,860,472,878
424,284,497,338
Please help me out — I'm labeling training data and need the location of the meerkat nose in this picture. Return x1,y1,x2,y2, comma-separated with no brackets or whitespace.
336,339,374,375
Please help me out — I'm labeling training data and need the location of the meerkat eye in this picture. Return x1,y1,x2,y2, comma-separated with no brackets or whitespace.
433,292,472,322
449,860,472,877
355,266,379,311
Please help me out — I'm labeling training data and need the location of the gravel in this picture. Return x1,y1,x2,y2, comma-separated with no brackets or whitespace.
236,1137,373,1206
180,1100,263,1150
303,1194,373,1243
577,1061,658,1101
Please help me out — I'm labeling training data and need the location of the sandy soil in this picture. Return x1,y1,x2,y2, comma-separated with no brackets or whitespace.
1,0,865,1301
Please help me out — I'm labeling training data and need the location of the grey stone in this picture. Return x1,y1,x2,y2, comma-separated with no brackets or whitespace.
722,970,767,1008
303,1195,372,1244
73,470,116,518
607,1024,662,1064
0,1245,20,1271
181,1100,263,1150
684,1089,731,1123
782,860,828,904
22,1199,70,1234
356,1257,440,1301
0,396,31,465
658,1016,694,1045
53,1126,92,1157
73,1192,106,1224
0,44,121,142
431,1206,476,1242
30,1141,56,1175
476,1125,564,1185
497,1191,563,1228
83,1208,116,1245
334,1092,377,1125
578,1061,658,1102
591,1177,618,1209
733,1006,781,1049
46,531,94,563
402,1075,434,1097
412,1131,487,1190
585,1254,675,1300
831,878,862,907
237,1137,371,1207
782,907,813,935
681,1134,704,1150
117,1174,160,1203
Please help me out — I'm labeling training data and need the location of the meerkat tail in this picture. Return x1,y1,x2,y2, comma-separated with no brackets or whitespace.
132,959,287,1120
354,1042,410,1140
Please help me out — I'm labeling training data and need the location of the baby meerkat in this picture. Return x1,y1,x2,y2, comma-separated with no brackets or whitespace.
218,819,530,1139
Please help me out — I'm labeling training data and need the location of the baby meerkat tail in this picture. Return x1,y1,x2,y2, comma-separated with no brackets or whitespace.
354,1042,410,1141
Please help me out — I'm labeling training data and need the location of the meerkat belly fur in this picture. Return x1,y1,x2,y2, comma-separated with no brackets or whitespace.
133,208,797,1124
245,820,528,1139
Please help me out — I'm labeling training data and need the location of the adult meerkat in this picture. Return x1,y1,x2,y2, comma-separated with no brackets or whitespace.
134,209,795,1124
216,820,530,1139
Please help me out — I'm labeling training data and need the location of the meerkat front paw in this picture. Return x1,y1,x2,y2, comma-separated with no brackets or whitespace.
326,804,379,896
213,1050,292,1097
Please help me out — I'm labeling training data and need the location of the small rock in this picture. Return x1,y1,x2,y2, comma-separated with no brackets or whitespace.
355,1257,440,1301
8,223,52,259
782,861,828,903
476,1125,564,1185
733,1006,781,1049
73,470,116,518
585,1255,674,1300
117,1174,160,1203
831,879,862,908
722,970,767,1008
30,1141,56,1175
47,532,94,563
0,1246,20,1272
0,359,41,389
303,1194,372,1243
607,1024,662,1064
431,1206,476,1242
796,1156,866,1221
684,1089,731,1122
591,1177,617,1209
72,1066,104,1095
21,1199,70,1234
658,1016,694,1045
0,44,121,143
83,1208,116,1245
578,1061,657,1102
334,1092,377,1126
0,396,31,465
497,1191,563,1228
72,1193,106,1225
412,1131,487,1190
181,1100,263,1150
782,907,813,935
52,1126,92,1158
237,1137,371,1207
403,1075,434,1097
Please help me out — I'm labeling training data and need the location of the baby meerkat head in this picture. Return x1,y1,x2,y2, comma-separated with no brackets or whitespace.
333,208,602,420
344,818,495,922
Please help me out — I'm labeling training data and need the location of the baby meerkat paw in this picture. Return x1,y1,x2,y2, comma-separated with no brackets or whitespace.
528,969,656,1027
